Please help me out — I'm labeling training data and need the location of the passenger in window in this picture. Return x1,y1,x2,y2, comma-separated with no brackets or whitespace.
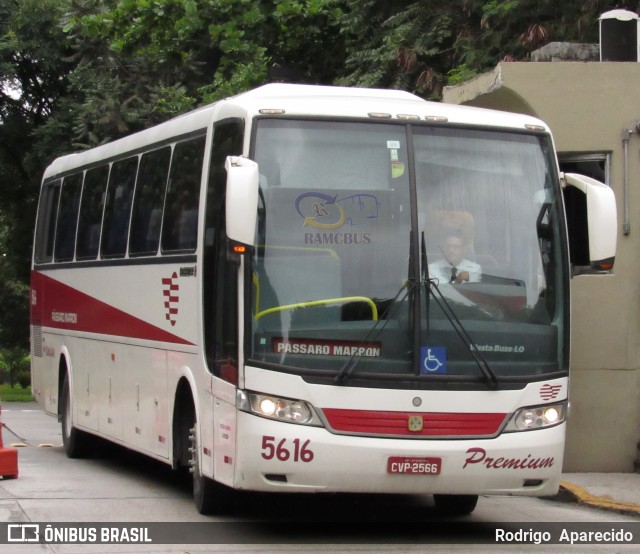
428,229,481,284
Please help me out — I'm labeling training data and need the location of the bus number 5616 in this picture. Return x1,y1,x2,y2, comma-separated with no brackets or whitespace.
261,436,315,462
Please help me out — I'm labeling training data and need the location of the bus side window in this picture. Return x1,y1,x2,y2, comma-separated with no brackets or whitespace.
34,180,61,264
161,136,206,253
54,173,83,262
76,165,110,260
129,147,171,256
101,156,138,258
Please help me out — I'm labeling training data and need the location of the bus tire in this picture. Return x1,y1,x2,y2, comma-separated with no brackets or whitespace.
189,424,233,515
60,373,90,458
433,494,478,516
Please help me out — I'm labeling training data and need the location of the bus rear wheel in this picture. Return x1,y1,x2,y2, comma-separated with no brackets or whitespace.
433,494,479,516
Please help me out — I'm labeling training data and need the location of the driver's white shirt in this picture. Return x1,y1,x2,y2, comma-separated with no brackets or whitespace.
428,258,482,284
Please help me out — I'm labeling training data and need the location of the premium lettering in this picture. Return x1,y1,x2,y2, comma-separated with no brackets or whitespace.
463,447,554,469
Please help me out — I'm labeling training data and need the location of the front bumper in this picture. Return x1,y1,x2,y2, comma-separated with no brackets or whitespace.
231,410,564,496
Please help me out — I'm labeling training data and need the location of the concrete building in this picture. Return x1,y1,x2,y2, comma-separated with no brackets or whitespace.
442,14,640,472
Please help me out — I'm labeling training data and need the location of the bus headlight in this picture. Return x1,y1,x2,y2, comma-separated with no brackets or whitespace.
237,391,322,426
504,401,567,432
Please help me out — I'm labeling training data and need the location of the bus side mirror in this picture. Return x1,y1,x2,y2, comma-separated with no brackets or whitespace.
562,172,617,272
225,156,259,247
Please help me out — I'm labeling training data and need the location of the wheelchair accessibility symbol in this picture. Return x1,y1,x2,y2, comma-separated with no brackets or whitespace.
420,346,447,374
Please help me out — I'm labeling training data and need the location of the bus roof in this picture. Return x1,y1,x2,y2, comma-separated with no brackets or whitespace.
229,83,548,130
43,83,549,180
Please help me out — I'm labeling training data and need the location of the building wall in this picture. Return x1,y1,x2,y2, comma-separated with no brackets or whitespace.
444,62,640,471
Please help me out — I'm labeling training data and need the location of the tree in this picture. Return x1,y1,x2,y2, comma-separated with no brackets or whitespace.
339,0,640,98
0,0,77,357
61,0,346,146
0,345,30,387
1,0,76,276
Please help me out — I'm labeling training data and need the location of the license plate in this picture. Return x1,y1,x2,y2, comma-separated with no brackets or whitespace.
387,456,442,475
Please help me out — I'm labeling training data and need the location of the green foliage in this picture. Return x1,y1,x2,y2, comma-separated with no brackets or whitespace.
0,383,33,402
1,0,73,279
17,370,31,390
447,64,479,86
339,0,640,98
0,277,29,350
0,347,30,388
61,0,212,143
60,0,346,142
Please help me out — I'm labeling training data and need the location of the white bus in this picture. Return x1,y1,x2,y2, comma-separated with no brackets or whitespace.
30,84,617,515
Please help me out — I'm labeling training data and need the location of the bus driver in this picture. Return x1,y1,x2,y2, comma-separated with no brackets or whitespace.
428,230,481,284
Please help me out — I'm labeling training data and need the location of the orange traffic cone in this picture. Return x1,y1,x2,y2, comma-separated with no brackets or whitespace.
0,405,18,479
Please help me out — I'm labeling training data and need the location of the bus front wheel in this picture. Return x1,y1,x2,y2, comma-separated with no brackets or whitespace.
433,494,479,516
189,424,233,515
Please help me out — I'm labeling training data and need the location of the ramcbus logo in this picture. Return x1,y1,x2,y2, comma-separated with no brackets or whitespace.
294,191,380,246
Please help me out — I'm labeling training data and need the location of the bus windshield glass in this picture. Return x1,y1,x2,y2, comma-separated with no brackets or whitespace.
249,119,566,385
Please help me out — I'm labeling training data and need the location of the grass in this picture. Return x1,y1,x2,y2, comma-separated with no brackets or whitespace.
0,384,33,402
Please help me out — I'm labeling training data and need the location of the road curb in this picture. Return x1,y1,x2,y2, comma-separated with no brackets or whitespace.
560,481,640,517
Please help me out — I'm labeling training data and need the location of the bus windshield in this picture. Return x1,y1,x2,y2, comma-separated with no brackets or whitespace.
249,119,567,386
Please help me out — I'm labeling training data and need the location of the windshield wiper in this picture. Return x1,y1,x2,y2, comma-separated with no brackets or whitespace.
334,232,499,388
421,232,499,389
334,280,415,385
335,231,419,385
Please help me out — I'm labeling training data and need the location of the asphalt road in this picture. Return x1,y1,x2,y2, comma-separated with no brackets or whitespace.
1,402,639,553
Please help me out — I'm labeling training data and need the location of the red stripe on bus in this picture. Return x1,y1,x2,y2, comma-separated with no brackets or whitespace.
321,408,506,436
31,270,194,346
